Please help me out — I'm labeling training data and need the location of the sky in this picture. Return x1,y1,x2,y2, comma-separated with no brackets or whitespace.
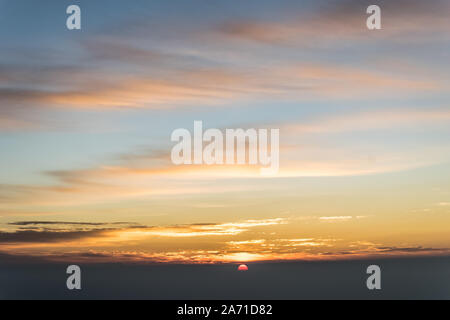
0,0,449,264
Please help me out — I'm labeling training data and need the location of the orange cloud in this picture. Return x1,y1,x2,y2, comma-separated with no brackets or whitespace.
1,58,443,120
111,218,286,239
285,108,450,134
1,218,448,264
2,105,450,209
0,218,287,249
215,1,450,45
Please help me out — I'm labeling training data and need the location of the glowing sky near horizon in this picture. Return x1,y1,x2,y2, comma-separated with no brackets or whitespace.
0,0,449,263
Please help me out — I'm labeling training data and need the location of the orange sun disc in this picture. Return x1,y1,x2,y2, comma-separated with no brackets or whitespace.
238,264,248,271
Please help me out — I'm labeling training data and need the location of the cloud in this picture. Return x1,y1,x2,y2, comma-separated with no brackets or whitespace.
215,0,450,45
284,108,450,134
317,216,368,222
0,217,448,264
319,216,353,221
0,0,447,132
2,103,449,208
0,229,110,244
0,218,287,245
0,243,447,264
225,238,336,253
112,219,287,239
0,37,444,133
8,221,133,226
3,60,437,117
375,246,447,253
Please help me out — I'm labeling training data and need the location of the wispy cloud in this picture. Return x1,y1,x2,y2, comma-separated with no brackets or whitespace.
0,218,287,245
1,242,447,264
8,221,135,227
318,216,369,222
215,0,450,45
284,108,450,134
109,219,287,239
2,61,439,119
2,104,450,208
0,217,448,264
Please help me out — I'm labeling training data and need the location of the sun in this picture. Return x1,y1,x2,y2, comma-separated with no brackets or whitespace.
238,264,248,271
